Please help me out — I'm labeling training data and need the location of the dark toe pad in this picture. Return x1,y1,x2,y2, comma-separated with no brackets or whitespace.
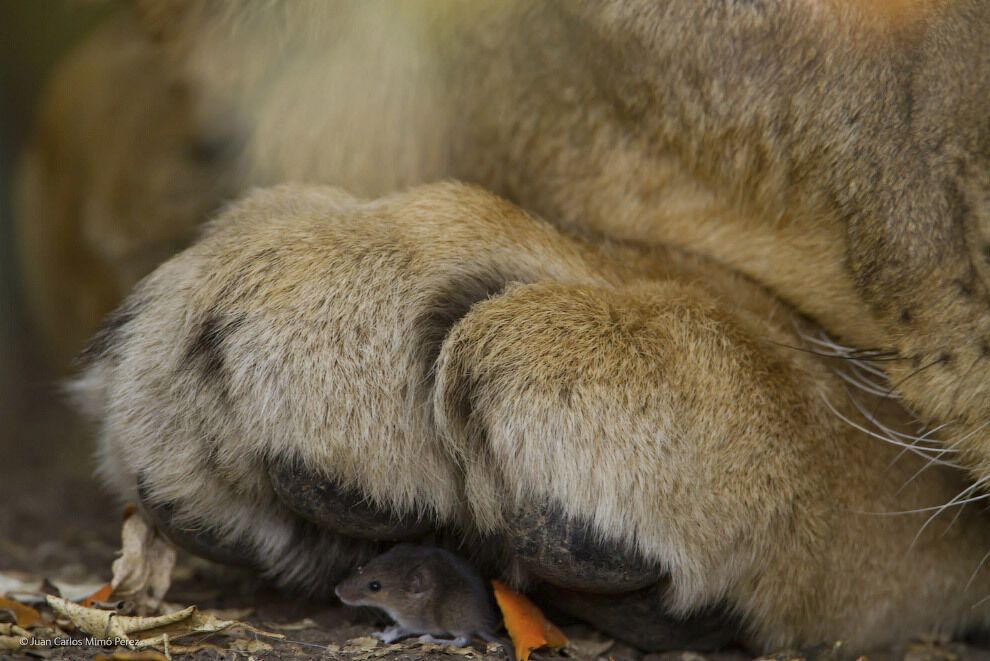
269,461,432,541
505,502,657,592
137,478,258,568
535,582,741,652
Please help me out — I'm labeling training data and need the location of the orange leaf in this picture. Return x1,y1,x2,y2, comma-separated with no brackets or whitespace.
80,583,114,607
0,597,41,628
492,579,568,661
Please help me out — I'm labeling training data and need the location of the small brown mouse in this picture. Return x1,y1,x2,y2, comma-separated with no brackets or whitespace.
335,543,508,653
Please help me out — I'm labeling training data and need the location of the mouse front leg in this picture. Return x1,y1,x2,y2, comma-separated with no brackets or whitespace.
417,635,471,648
374,626,419,644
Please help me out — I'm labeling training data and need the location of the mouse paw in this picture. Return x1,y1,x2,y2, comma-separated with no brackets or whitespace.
418,635,470,648
375,626,416,644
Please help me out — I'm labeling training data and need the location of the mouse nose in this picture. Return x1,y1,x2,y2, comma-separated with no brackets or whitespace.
334,584,353,604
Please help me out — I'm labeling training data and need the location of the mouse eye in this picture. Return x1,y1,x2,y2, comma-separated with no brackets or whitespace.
368,580,381,592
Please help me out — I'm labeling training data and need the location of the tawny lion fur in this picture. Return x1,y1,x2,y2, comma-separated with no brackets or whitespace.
16,0,990,652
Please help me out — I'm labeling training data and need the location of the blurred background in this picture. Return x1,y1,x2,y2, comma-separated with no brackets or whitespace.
0,0,119,578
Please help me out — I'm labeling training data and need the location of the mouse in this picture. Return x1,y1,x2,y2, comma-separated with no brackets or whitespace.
335,543,511,655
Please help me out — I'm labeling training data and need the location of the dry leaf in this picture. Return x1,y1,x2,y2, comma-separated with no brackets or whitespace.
0,597,41,628
419,641,481,656
47,595,195,640
492,580,568,661
47,595,283,652
344,636,382,653
81,584,114,607
110,508,177,611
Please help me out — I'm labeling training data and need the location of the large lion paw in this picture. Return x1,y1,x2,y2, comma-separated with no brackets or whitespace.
73,182,662,593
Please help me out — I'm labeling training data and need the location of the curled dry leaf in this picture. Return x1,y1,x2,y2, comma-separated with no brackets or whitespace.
46,596,284,651
110,508,177,612
492,580,568,661
47,596,194,641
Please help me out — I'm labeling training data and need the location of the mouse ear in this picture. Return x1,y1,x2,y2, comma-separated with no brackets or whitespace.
407,563,431,593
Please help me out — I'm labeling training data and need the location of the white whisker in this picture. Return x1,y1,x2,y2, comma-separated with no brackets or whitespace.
847,394,952,449
965,547,990,593
834,368,898,399
820,393,958,467
848,357,891,382
910,478,990,548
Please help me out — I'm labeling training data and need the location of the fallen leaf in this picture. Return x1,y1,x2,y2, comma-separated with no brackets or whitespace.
110,509,177,611
344,636,382,653
492,580,568,661
0,598,41,628
47,595,283,652
81,584,114,607
347,635,381,648
47,596,195,640
174,610,235,634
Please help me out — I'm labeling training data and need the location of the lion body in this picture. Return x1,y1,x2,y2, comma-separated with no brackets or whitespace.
17,0,990,651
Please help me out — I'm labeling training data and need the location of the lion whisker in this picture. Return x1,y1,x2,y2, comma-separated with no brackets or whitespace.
819,393,958,466
909,478,990,548
846,393,951,449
